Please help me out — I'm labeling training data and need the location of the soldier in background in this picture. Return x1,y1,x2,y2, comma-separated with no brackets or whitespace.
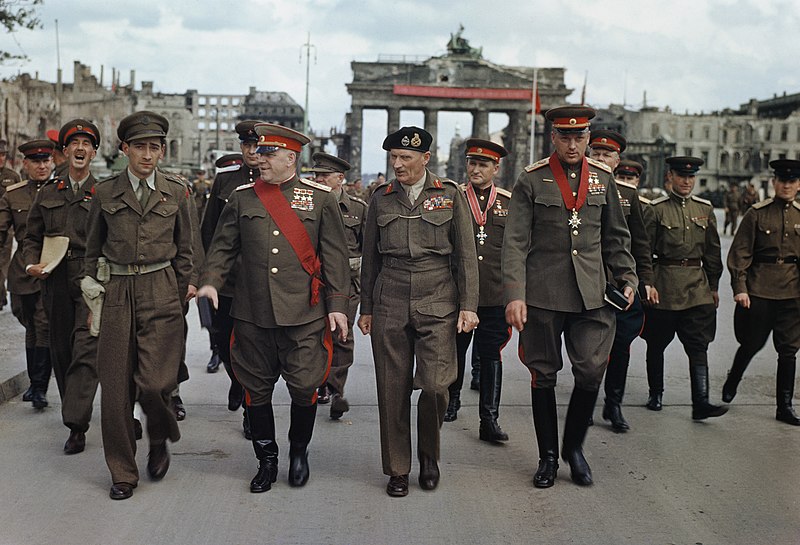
359,126,479,497
0,140,54,409
47,129,69,179
308,152,366,420
589,131,655,433
503,106,636,488
192,169,212,217
642,156,727,420
83,111,193,500
723,185,741,235
0,139,21,310
444,138,512,444
724,159,800,426
23,120,101,454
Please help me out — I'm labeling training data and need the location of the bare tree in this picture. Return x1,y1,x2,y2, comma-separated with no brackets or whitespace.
0,0,42,64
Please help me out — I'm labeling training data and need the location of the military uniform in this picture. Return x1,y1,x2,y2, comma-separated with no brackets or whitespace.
0,160,21,308
642,156,725,419
201,123,349,493
362,133,479,490
723,159,800,425
502,106,637,488
22,120,101,450
83,112,193,497
1,140,54,409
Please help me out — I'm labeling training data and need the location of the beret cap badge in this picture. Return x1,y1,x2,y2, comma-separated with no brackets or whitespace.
401,135,410,146
411,133,422,147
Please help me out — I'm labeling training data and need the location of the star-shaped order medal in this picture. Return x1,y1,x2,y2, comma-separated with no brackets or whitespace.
568,209,581,229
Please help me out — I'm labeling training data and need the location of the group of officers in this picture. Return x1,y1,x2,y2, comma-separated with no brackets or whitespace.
2,101,798,500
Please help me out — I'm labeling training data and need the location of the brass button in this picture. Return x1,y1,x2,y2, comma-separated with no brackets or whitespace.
478,255,484,261
766,229,771,234
271,248,279,254
572,230,579,236
572,249,578,256
270,267,278,274
273,230,280,236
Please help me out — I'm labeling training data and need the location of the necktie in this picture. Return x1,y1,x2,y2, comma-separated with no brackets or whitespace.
138,179,150,208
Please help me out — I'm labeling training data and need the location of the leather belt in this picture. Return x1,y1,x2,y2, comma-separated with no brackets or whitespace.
383,255,450,272
108,260,171,275
66,248,84,259
656,258,702,267
753,255,799,264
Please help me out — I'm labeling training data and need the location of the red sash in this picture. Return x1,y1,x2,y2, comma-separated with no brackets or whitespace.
548,152,589,212
253,178,323,306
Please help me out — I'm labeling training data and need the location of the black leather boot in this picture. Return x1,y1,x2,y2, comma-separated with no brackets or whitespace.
31,347,51,409
248,404,278,493
776,357,800,426
646,350,664,411
224,361,243,411
722,348,752,403
288,403,316,487
206,349,221,373
242,407,252,439
531,388,559,488
470,351,481,391
443,390,460,422
479,360,508,442
562,388,598,486
22,347,35,402
690,365,728,420
602,361,630,432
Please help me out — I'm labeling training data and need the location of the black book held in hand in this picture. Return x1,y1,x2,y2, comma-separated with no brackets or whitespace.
604,283,629,311
197,296,214,329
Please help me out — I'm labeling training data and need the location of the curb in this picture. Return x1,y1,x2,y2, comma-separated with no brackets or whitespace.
0,370,27,405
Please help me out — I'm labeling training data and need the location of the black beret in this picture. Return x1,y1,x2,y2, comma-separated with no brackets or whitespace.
382,126,432,152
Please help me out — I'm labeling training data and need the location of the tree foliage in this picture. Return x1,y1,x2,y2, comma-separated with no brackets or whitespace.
0,0,43,64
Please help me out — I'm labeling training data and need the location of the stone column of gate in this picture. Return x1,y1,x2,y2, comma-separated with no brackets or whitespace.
472,109,489,138
424,108,439,173
504,109,530,188
346,105,363,179
385,107,401,177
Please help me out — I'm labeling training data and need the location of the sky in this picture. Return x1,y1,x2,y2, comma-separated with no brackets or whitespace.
1,0,798,174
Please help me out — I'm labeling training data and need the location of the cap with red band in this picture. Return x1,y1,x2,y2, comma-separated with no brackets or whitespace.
59,119,101,149
545,105,596,133
18,139,55,159
215,153,244,169
254,123,310,153
589,129,626,154
464,137,508,162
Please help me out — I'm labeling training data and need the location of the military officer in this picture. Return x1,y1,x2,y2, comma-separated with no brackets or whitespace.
358,126,479,497
200,121,261,438
83,111,193,500
0,139,21,310
23,119,101,454
503,106,637,488
0,140,54,409
642,156,727,420
198,123,350,494
616,159,657,233
444,138,512,443
47,129,69,180
723,159,800,426
192,169,212,216
308,151,366,420
589,131,655,433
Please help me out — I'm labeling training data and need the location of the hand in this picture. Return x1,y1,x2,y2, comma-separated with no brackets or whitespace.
734,292,750,309
623,286,635,310
505,300,527,331
26,263,50,279
185,284,197,303
645,285,660,306
196,285,218,309
457,310,479,333
328,312,348,342
712,290,720,309
357,314,372,335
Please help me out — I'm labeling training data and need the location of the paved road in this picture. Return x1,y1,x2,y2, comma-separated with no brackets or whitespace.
0,217,799,545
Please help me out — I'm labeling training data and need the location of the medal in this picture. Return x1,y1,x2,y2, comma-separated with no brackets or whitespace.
466,183,497,245
477,225,487,244
548,153,589,229
568,210,581,228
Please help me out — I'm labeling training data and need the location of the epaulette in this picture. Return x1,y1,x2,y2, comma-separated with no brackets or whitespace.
162,172,189,187
524,157,550,172
638,195,651,205
96,174,116,185
349,195,368,207
587,157,613,173
616,180,637,190
793,200,800,211
459,182,468,191
300,178,332,192
439,177,459,188
496,186,512,198
216,163,242,174
651,195,670,205
6,180,27,192
752,198,773,210
235,182,255,191
690,195,712,206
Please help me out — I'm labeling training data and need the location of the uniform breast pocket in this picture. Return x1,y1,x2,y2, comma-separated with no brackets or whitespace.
377,213,405,253
241,207,267,239
420,209,453,248
150,203,179,244
39,199,67,232
101,202,132,241
533,194,563,225
756,223,777,245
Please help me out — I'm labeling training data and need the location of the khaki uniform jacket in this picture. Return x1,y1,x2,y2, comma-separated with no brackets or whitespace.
339,189,367,291
616,181,654,287
202,175,350,327
23,174,97,267
502,157,637,312
648,193,723,310
0,180,47,295
200,164,258,297
360,170,479,315
0,166,21,189
462,183,511,307
727,198,800,299
83,170,194,301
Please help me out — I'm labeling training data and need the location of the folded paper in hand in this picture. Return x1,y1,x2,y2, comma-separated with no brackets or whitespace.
40,236,70,274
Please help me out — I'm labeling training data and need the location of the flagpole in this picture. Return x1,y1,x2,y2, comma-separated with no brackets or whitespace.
530,68,538,164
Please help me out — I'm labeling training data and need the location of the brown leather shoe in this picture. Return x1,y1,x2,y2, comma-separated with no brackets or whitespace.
386,474,409,497
419,457,440,491
63,430,86,455
109,482,136,500
147,442,170,481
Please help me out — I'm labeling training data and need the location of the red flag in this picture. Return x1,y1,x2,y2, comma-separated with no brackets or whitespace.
535,87,541,114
